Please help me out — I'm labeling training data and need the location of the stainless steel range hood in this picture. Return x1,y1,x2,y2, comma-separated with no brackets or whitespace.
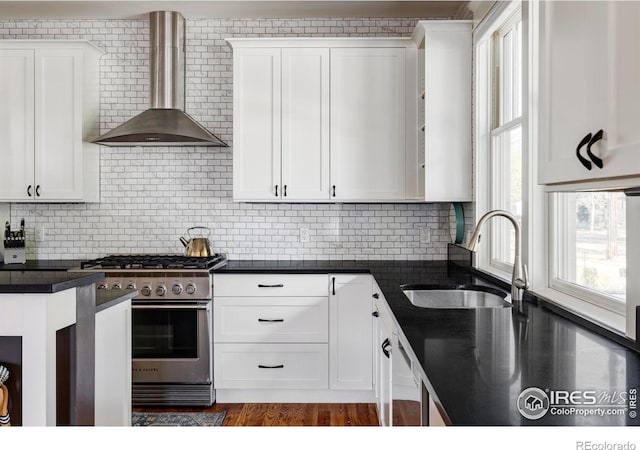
93,11,227,147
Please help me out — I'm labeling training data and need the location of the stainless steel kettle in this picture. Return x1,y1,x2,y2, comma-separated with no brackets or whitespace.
179,226,213,257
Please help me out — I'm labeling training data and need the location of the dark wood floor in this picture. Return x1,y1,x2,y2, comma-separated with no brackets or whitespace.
134,403,379,426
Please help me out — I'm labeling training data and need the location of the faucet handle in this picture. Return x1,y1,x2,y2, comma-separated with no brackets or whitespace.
514,264,530,290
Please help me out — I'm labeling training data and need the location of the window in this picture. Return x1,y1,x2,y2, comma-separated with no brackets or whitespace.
475,3,523,278
551,192,627,313
490,11,522,271
475,2,632,333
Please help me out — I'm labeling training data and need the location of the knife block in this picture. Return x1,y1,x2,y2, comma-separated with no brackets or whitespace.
2,249,26,265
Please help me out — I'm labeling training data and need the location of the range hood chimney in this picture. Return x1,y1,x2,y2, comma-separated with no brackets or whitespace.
93,11,227,147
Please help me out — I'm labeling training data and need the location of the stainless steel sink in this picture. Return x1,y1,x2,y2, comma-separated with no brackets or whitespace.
401,285,511,309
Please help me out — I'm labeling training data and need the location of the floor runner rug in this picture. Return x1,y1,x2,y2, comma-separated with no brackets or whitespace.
132,411,226,426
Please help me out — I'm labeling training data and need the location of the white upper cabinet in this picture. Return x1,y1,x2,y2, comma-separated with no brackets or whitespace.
0,49,35,201
231,45,330,202
330,47,408,201
228,39,417,203
538,2,640,186
34,48,84,201
412,21,472,202
282,48,331,200
228,34,471,203
0,41,102,203
232,47,282,200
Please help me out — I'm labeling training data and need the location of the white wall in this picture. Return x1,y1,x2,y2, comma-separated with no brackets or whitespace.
1,17,473,260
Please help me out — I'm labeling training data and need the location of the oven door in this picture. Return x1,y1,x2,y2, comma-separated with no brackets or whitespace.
131,301,211,384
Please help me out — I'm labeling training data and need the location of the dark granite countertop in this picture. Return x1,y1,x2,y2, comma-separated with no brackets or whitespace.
214,259,640,426
0,259,83,271
0,271,104,293
96,288,137,313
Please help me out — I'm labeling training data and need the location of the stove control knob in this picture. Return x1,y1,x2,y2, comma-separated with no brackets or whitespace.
185,283,197,295
126,283,137,290
140,286,152,296
97,282,107,290
155,285,167,296
112,282,122,290
172,284,183,295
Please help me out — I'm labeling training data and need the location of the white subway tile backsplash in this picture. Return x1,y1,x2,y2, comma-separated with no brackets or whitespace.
2,16,473,261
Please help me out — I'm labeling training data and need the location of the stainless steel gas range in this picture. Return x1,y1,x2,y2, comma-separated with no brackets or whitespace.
76,254,227,407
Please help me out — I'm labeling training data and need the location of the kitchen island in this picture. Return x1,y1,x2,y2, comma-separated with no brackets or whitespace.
0,271,135,426
216,258,640,426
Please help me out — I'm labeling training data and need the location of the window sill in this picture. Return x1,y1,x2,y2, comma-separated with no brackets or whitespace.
470,259,632,345
475,264,512,288
532,287,626,336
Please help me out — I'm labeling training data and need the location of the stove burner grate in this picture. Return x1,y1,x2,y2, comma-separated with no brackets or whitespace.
80,254,226,270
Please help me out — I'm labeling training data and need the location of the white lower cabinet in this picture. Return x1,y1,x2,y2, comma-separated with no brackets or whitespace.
213,273,374,402
94,300,131,426
373,285,392,426
214,343,328,389
373,283,445,426
329,274,373,390
214,274,330,396
214,296,328,343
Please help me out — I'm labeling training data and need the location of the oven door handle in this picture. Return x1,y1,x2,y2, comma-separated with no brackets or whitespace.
132,304,209,310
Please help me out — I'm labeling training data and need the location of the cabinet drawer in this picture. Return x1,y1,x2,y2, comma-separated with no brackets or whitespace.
214,274,328,297
214,296,328,343
214,343,328,389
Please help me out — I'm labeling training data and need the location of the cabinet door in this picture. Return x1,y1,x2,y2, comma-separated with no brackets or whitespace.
0,49,34,201
95,300,131,426
373,293,392,426
232,48,282,200
601,3,640,179
34,48,84,200
281,48,330,200
539,2,640,185
330,48,406,200
538,1,606,184
329,274,373,390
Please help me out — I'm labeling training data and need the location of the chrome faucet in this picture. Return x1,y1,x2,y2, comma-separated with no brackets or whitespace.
466,210,529,302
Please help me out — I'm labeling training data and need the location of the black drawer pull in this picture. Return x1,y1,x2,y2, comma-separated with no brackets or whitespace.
35,185,41,197
258,318,284,323
372,293,379,299
382,338,391,358
576,132,593,170
258,364,284,369
258,284,284,288
372,311,379,317
332,277,336,295
275,185,278,197
27,185,32,197
586,129,604,169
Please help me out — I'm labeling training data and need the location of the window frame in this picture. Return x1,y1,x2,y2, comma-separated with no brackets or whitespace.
474,1,523,282
548,192,626,316
475,2,627,332
518,1,626,334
